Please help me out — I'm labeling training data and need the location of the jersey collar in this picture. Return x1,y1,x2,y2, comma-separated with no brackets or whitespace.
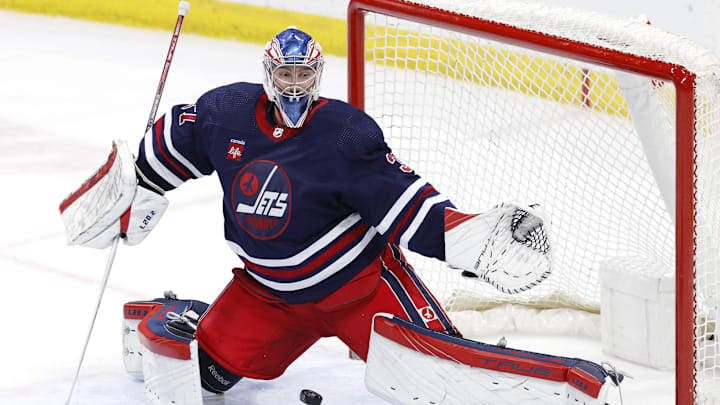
255,93,328,142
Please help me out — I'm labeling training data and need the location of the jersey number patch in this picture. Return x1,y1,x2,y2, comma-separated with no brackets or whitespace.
179,104,197,126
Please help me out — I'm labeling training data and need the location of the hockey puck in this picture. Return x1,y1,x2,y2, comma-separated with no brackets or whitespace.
461,270,478,278
299,389,322,405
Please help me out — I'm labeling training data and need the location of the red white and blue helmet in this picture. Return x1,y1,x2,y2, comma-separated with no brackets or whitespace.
263,27,324,128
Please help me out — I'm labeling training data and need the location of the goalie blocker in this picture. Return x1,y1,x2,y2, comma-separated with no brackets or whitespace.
366,314,624,405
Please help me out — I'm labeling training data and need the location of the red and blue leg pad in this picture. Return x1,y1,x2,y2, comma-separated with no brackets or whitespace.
124,295,242,393
372,314,623,401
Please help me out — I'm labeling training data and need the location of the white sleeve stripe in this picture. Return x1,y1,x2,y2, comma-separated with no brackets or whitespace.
246,227,378,291
143,121,184,188
376,178,427,235
163,111,204,178
225,213,362,267
399,194,448,249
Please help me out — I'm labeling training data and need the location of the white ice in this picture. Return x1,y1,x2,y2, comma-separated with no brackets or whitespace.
0,10,675,405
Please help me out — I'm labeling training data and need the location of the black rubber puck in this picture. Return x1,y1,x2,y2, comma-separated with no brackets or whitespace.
299,389,323,405
461,270,478,278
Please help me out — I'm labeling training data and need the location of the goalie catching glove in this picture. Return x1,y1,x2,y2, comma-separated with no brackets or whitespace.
59,139,168,249
445,202,552,293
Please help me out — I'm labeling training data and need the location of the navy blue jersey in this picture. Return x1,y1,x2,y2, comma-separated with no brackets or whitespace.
136,82,455,304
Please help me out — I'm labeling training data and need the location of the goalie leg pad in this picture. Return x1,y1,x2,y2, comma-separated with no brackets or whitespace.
123,295,242,404
366,314,620,405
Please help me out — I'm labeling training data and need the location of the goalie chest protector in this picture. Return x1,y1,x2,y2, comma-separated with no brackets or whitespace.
137,82,453,304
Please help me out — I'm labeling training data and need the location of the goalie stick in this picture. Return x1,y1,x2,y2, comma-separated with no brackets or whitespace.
62,2,190,404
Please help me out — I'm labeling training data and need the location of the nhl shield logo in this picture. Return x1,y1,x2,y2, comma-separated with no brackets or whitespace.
231,160,291,239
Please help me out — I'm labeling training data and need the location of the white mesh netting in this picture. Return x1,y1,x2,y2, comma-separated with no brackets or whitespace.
355,0,720,401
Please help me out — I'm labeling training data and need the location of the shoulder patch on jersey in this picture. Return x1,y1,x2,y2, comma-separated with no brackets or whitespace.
226,139,246,161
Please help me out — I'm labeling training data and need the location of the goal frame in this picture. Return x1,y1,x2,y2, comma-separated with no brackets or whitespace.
347,0,697,403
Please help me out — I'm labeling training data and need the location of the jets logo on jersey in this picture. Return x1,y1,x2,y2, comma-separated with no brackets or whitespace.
227,139,245,161
231,160,292,240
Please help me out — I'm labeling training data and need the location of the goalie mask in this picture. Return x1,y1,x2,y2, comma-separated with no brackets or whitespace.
263,27,324,128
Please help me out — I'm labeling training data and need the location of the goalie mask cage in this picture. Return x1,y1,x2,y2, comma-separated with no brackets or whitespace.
347,0,720,403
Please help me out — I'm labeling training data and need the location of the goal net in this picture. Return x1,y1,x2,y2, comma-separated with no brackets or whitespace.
348,0,720,403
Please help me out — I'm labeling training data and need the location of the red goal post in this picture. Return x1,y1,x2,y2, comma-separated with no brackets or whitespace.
347,1,719,404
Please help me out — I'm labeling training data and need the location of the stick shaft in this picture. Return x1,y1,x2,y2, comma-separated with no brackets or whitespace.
65,236,120,405
145,12,187,133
